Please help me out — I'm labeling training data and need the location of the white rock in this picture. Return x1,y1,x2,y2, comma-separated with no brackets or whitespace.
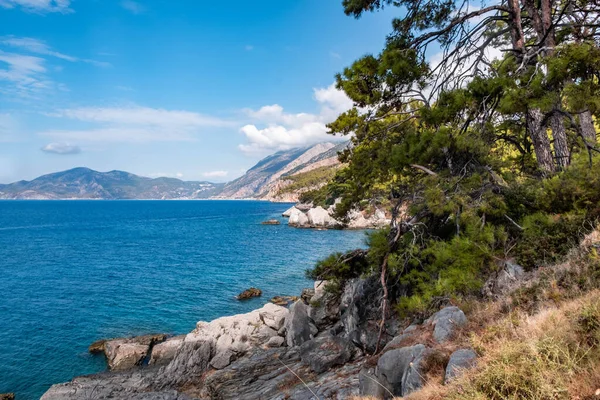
282,206,297,217
258,302,289,331
184,303,290,363
104,340,149,371
149,336,184,366
307,206,341,228
288,207,309,227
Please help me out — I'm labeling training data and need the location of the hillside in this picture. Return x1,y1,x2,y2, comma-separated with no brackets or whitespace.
0,168,224,200
217,141,347,202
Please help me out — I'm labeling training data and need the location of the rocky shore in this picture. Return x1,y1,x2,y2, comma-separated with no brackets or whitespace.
39,269,506,400
282,203,390,230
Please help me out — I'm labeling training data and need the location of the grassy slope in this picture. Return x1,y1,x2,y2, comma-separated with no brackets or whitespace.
353,230,600,400
278,165,340,195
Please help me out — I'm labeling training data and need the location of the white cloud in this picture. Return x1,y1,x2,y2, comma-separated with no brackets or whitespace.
121,0,144,14
238,83,352,154
41,142,81,154
147,172,184,179
41,106,234,143
202,170,228,178
0,36,111,67
0,36,110,98
54,106,230,127
0,0,72,13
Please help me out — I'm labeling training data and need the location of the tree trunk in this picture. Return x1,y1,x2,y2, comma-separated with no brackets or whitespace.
580,109,597,143
528,108,555,174
550,113,570,169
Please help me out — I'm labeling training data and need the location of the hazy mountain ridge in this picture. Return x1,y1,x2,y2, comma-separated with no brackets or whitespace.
0,167,224,200
0,142,347,200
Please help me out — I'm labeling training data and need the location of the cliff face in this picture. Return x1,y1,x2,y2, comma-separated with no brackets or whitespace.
0,168,224,200
217,142,347,202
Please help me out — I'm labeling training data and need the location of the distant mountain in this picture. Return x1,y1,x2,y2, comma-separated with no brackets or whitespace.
217,141,347,202
0,168,224,200
0,142,347,201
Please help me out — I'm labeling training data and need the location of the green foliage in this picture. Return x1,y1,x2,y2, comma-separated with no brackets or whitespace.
308,0,600,319
515,212,587,270
306,250,370,283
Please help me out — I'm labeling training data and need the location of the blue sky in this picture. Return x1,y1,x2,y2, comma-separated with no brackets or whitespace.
0,0,395,183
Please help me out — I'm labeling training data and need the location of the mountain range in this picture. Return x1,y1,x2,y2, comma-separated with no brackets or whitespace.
0,142,346,200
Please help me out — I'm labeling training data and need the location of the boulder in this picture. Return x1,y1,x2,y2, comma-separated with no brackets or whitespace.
340,277,395,353
359,368,387,398
445,348,477,383
269,295,298,306
483,260,525,297
88,339,107,354
308,280,340,330
156,339,213,388
261,219,280,225
258,302,289,331
0,394,14,400
266,336,285,348
282,206,298,217
149,335,185,366
427,306,467,343
157,303,289,388
288,208,309,227
300,287,315,303
104,340,150,371
236,287,262,300
377,344,428,397
347,208,391,229
210,349,236,370
307,206,336,227
300,335,355,373
284,300,315,347
382,324,419,352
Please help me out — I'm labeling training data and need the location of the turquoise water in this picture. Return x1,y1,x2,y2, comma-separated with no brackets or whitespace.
0,201,367,399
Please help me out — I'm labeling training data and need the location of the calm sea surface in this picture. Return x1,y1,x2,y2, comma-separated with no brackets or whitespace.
0,200,368,399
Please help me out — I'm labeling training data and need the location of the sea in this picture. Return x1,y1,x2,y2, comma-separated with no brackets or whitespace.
0,200,368,399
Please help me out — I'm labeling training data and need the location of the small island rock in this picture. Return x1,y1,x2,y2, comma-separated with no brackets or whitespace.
236,287,262,300
261,219,280,225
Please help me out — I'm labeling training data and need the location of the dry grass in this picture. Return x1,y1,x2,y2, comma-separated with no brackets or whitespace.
401,231,600,400
339,233,600,400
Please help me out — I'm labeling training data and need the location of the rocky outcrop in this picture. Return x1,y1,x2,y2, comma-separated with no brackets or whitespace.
376,344,429,397
261,219,280,225
340,277,396,353
236,287,262,300
308,280,340,330
427,306,468,343
0,394,15,400
43,279,473,400
105,340,151,371
282,206,297,217
346,208,391,229
445,348,477,383
149,336,185,366
483,260,525,297
300,335,355,373
269,295,298,306
288,207,310,226
284,203,390,229
284,300,316,347
101,334,167,371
